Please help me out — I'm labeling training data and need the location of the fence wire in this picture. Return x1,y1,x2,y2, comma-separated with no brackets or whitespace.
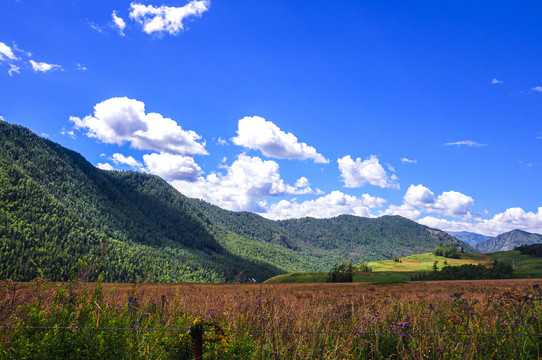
1,325,540,337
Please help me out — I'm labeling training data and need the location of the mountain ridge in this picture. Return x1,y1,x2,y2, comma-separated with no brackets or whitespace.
0,121,473,282
475,229,542,253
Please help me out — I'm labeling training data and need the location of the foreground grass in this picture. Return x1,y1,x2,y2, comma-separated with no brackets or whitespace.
0,278,541,359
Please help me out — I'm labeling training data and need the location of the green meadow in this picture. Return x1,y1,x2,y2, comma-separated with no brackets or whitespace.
266,251,541,284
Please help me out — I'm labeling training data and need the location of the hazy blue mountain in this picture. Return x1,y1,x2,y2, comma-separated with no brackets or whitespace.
447,231,492,247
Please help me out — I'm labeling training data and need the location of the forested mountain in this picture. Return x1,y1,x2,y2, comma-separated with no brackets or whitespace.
475,229,542,253
447,231,492,246
0,121,473,282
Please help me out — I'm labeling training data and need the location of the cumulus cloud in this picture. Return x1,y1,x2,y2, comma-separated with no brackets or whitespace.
0,42,17,61
112,11,127,36
171,154,318,212
70,97,207,155
263,191,386,220
491,78,503,84
232,116,329,163
0,115,5,122
403,184,434,208
29,60,62,73
532,86,542,92
443,140,487,147
97,163,115,171
143,152,202,181
401,157,417,164
111,153,143,168
419,207,542,237
337,155,399,189
129,0,210,35
384,184,474,220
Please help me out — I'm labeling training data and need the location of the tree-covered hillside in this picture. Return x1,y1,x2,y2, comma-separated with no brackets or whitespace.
0,121,473,282
276,215,471,262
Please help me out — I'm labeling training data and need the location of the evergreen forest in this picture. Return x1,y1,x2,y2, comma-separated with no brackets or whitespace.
0,121,473,282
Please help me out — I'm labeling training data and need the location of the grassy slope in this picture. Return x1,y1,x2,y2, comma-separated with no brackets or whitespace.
266,251,542,284
491,250,542,278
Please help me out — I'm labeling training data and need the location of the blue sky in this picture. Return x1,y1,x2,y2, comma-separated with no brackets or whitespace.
1,0,541,236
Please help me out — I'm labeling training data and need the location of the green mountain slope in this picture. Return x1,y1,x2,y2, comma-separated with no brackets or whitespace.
0,121,473,282
0,122,282,282
475,229,542,253
276,215,472,262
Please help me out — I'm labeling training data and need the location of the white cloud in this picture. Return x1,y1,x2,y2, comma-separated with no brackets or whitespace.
232,116,329,163
112,11,127,36
143,152,202,181
129,0,210,35
262,191,386,220
401,157,417,164
8,64,20,76
77,63,87,71
97,163,115,171
0,116,5,122
70,97,207,156
433,191,474,218
60,128,76,139
111,153,143,168
385,184,474,220
403,184,434,208
491,78,503,84
0,42,22,76
29,60,62,73
0,42,17,61
171,154,318,212
532,86,542,92
337,155,399,189
217,137,227,146
443,140,486,147
383,204,421,220
419,207,542,237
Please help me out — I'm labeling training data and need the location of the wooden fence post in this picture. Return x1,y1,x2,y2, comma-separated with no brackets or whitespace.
194,329,203,360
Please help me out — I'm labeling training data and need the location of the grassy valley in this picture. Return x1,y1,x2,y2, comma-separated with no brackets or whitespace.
267,249,542,284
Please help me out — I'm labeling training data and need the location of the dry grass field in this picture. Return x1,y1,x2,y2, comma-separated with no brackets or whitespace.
1,278,541,359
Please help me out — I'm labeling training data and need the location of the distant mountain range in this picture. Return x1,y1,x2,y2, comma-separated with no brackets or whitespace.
0,121,473,282
474,229,542,253
448,231,492,247
448,230,542,253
